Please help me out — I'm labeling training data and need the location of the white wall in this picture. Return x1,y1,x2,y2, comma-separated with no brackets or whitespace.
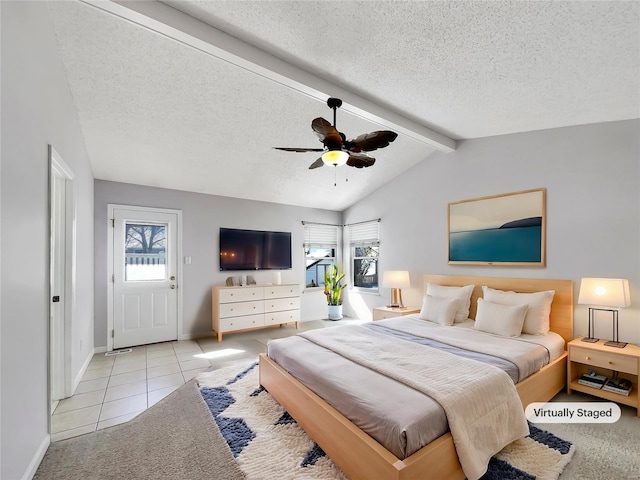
1,2,95,478
94,180,341,348
344,120,640,345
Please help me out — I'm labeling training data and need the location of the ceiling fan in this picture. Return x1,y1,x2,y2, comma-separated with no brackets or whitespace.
274,98,398,169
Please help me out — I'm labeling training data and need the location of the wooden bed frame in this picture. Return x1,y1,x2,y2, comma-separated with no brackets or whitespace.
259,275,573,480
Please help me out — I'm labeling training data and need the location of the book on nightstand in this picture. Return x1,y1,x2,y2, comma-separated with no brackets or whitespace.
578,371,608,389
603,377,633,396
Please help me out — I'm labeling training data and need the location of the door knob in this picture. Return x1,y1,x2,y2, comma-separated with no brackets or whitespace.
170,276,176,281
170,285,176,289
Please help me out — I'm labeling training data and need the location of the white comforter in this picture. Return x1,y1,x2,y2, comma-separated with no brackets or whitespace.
300,324,529,480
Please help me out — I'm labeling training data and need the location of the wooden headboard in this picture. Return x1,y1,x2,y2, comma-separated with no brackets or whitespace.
423,274,574,346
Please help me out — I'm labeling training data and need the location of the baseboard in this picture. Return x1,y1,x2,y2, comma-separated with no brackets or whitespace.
71,346,106,395
179,332,215,341
71,349,96,394
22,435,50,480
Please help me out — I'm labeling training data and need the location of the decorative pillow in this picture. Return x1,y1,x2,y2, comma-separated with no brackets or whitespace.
482,286,555,335
426,283,474,322
474,298,528,337
418,295,460,326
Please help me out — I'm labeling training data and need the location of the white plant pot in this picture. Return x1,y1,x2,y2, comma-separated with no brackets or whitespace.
328,304,343,320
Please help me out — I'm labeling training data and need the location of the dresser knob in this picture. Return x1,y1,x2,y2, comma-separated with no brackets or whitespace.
586,356,590,360
609,361,613,365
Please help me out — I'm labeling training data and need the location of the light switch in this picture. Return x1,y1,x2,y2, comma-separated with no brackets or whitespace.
184,256,192,265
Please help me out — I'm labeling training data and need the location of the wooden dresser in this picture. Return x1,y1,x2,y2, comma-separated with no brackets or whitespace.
212,284,300,342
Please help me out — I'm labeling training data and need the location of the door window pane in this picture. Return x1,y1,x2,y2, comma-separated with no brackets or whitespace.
125,223,167,281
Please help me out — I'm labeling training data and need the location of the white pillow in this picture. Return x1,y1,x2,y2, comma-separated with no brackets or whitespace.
418,295,459,326
482,286,555,335
474,298,528,337
426,283,474,322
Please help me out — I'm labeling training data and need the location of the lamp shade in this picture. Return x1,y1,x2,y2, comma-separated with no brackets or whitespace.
578,278,631,308
381,271,410,289
322,150,349,166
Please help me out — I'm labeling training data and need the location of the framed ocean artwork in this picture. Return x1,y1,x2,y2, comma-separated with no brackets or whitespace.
448,188,546,266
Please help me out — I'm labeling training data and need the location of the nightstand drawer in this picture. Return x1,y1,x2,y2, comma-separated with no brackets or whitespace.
570,346,638,375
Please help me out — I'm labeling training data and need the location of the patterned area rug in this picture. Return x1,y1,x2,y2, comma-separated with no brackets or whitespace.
197,362,575,480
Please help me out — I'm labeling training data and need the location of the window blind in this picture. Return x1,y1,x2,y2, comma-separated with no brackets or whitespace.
348,220,380,246
303,223,339,247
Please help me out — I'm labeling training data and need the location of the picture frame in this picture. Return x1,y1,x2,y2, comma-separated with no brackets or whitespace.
448,188,546,266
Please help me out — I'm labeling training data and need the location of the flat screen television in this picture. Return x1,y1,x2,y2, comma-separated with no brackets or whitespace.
219,227,292,271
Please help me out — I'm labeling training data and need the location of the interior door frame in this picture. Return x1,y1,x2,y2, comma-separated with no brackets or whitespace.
49,146,75,401
107,204,183,351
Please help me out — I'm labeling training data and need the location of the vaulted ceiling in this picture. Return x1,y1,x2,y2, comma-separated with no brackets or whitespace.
49,1,639,210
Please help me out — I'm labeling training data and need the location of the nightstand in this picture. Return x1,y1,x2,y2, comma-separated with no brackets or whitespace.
567,338,640,417
372,306,420,321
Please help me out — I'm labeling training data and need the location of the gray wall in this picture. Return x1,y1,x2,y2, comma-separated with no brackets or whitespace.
344,120,640,345
94,181,341,348
1,2,95,479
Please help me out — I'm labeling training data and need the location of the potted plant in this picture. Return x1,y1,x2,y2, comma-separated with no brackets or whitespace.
324,264,346,320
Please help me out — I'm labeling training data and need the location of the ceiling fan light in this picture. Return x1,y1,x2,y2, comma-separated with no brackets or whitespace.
322,150,349,166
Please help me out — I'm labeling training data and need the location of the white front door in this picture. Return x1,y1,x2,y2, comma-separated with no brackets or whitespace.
111,206,180,349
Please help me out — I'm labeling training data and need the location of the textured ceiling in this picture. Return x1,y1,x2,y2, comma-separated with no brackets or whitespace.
49,0,639,211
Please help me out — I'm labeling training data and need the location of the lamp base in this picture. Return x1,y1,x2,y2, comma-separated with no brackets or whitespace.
581,337,599,343
604,340,627,348
388,288,405,309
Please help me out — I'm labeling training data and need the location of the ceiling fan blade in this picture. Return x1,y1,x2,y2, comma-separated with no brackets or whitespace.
308,157,324,169
346,152,376,168
344,130,398,153
312,117,343,149
273,147,324,152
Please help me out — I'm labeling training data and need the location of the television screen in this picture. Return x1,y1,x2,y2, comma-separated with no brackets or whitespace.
219,228,292,271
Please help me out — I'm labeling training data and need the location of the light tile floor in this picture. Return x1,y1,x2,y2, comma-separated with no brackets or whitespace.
51,317,366,442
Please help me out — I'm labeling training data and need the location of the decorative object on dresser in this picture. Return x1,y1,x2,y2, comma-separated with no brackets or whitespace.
448,188,546,266
324,264,346,320
381,270,410,308
578,278,631,347
567,338,640,417
211,284,300,342
372,306,421,321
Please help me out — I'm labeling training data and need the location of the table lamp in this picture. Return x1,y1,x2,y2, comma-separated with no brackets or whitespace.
578,277,631,348
382,271,410,308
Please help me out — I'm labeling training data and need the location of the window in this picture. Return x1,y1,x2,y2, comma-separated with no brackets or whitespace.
303,223,339,289
124,223,167,281
349,220,380,292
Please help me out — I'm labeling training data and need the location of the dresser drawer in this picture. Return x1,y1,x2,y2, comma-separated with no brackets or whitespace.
219,314,264,332
265,309,300,326
264,284,300,299
570,346,638,375
264,296,300,313
219,287,263,303
219,300,264,318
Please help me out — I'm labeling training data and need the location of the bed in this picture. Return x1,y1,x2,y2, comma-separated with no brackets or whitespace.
259,275,573,480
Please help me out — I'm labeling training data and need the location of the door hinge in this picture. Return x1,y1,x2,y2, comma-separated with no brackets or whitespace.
111,330,114,338
111,218,115,227
112,274,115,282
